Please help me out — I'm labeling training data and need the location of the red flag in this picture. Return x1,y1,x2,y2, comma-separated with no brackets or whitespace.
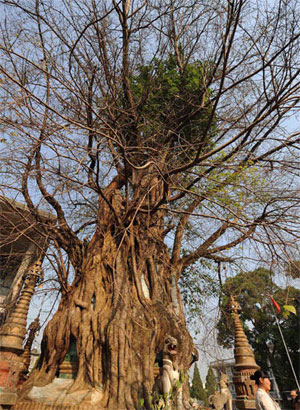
269,295,281,313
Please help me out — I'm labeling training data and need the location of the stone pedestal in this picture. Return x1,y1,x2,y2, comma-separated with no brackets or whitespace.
0,347,24,407
233,370,257,410
11,334,102,409
12,378,104,410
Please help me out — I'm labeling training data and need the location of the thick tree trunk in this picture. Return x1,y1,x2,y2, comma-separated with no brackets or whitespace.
15,186,195,409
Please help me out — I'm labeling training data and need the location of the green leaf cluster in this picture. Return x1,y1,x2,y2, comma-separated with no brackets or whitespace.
127,55,217,163
179,261,219,330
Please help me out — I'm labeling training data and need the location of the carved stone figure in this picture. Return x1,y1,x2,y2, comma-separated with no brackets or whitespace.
153,335,182,408
209,373,232,410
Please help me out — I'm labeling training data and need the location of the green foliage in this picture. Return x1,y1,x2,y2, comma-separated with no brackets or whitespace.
179,261,219,330
149,375,183,410
126,55,216,164
216,267,275,348
216,268,300,392
191,364,208,404
197,159,270,227
205,366,218,397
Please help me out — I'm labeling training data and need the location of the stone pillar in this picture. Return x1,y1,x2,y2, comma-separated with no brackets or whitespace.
228,295,260,410
0,261,42,407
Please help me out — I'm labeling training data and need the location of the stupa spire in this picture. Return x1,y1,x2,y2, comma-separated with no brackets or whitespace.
0,260,43,350
227,295,259,410
227,295,259,370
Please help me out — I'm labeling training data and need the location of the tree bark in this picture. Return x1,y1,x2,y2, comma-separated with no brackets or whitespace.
15,184,195,410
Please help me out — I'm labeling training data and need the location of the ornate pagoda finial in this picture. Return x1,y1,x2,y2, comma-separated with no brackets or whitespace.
227,295,258,369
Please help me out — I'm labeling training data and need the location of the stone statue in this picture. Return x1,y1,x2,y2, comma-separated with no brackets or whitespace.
153,335,182,409
209,372,232,410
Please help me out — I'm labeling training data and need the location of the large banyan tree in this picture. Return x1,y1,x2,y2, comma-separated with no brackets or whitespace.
1,0,300,408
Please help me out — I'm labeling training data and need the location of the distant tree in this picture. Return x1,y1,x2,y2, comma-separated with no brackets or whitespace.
191,364,208,404
206,366,218,397
216,268,300,392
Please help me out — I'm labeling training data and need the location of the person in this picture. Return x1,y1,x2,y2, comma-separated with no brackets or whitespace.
250,370,281,410
290,390,299,410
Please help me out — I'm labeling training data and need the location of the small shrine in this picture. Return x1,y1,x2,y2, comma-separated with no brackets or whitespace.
228,295,260,410
57,336,79,380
